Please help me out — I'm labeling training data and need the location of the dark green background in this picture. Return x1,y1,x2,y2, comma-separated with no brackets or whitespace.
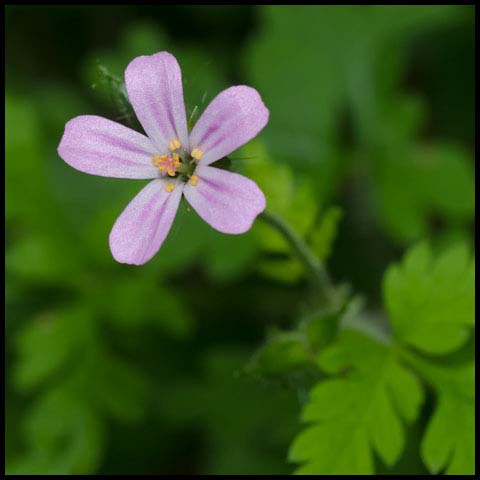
5,5,475,475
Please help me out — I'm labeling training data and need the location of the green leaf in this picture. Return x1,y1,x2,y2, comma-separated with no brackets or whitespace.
289,330,423,474
93,273,194,339
375,143,475,242
158,348,299,475
245,6,345,186
247,331,311,377
301,308,341,353
239,140,325,284
382,242,474,474
384,242,475,354
238,141,343,284
9,387,105,475
14,306,92,391
257,258,304,284
423,365,474,474
247,293,354,381
88,349,151,423
308,207,343,261
203,229,258,282
245,6,459,199
6,233,83,284
240,140,319,252
246,5,470,245
401,351,474,474
5,94,55,228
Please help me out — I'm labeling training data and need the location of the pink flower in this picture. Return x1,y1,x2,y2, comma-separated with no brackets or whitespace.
58,52,269,265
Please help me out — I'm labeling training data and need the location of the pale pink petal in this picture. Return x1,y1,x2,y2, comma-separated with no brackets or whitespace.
188,86,269,166
183,165,266,234
125,52,189,153
57,115,159,179
109,179,183,265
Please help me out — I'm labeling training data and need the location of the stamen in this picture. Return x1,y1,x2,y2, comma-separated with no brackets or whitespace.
189,175,199,186
152,153,180,177
152,154,167,167
191,148,203,161
165,183,176,193
168,139,181,151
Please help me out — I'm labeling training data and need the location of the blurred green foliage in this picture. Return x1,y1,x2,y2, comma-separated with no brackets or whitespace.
6,5,474,475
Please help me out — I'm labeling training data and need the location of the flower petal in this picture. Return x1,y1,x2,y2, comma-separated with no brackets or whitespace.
183,165,266,234
109,179,183,265
125,52,189,153
189,86,269,166
58,115,159,178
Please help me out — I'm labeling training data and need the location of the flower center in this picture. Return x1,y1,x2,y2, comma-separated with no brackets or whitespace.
152,139,203,192
152,153,180,177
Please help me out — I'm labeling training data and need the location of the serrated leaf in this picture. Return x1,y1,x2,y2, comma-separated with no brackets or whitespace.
401,351,474,474
384,242,475,354
423,388,474,474
289,330,423,474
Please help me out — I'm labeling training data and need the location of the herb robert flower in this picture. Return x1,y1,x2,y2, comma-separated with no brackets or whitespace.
58,52,269,264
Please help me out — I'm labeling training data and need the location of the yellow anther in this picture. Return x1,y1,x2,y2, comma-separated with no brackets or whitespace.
168,139,181,151
152,155,166,167
189,175,199,186
191,148,203,161
165,183,175,193
152,153,182,177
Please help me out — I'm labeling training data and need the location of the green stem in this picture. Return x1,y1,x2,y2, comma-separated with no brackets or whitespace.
258,210,335,305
